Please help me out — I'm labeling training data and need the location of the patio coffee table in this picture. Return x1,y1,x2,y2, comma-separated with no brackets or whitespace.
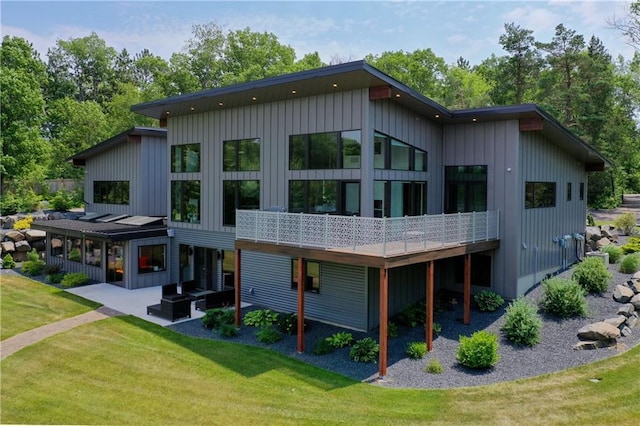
188,289,215,303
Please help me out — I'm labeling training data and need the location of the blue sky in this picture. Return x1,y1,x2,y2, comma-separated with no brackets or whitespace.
1,1,635,66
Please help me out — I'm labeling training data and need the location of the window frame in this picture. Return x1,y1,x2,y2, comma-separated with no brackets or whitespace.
223,138,260,171
289,130,361,170
223,180,261,226
138,244,166,274
171,143,201,173
525,181,557,209
170,180,201,223
374,131,428,171
444,165,487,213
93,181,130,205
288,180,360,216
291,259,320,294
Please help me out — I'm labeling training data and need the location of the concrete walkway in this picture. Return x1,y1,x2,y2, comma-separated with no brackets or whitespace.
1,306,124,361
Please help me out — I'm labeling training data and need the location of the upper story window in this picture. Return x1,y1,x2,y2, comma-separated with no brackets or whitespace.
93,181,129,205
171,180,200,223
223,138,260,171
579,182,585,201
289,180,360,216
444,166,487,213
374,132,427,171
567,182,572,201
289,130,361,170
223,180,260,226
171,144,200,172
525,181,556,209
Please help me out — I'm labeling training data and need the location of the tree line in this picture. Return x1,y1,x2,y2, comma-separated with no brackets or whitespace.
1,16,639,210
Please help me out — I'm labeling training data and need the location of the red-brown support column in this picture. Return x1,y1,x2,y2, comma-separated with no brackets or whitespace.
426,260,434,351
379,267,388,377
297,257,305,353
464,254,471,325
234,249,242,327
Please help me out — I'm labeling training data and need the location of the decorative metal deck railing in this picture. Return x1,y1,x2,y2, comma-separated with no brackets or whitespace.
236,210,500,257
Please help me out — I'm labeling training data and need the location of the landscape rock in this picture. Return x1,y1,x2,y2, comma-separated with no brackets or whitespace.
572,339,617,350
586,227,601,241
14,240,31,252
627,279,640,294
2,217,15,230
577,322,621,341
613,284,635,303
617,303,636,317
620,326,633,337
625,315,638,329
597,238,611,249
51,238,63,249
633,271,640,280
1,241,15,254
603,315,626,328
4,230,25,242
47,212,66,220
631,294,640,310
31,240,45,252
24,229,46,242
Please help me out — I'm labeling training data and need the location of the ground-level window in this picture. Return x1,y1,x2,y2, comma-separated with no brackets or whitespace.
291,259,320,293
93,181,130,205
171,180,201,223
222,250,235,288
289,180,360,215
66,237,82,263
51,234,64,258
525,181,556,208
374,181,427,218
107,242,124,282
138,245,166,274
444,165,487,213
223,180,260,226
85,239,101,267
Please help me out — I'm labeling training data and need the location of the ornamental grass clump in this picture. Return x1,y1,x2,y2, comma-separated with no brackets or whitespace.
539,277,588,318
602,245,623,264
619,253,640,274
572,256,611,294
406,342,427,360
425,358,444,374
501,298,542,346
614,212,638,236
456,331,500,369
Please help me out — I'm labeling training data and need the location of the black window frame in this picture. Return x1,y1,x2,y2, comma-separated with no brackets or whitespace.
374,180,428,218
223,138,260,171
289,130,361,170
525,181,557,209
171,143,201,173
93,181,130,205
374,131,428,171
567,182,572,201
444,165,487,213
291,259,320,294
579,182,585,201
288,180,360,216
171,180,201,223
223,180,261,226
138,244,166,274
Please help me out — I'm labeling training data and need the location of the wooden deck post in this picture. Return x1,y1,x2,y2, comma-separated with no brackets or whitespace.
297,257,305,353
464,254,471,325
379,267,388,377
426,260,434,351
234,249,242,327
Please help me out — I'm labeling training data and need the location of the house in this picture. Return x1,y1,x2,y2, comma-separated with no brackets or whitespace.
32,127,171,289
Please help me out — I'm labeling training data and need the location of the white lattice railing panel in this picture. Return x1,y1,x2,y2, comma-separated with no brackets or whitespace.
235,210,500,256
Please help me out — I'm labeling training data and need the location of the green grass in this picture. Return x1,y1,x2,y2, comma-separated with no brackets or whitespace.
0,274,101,340
2,314,639,424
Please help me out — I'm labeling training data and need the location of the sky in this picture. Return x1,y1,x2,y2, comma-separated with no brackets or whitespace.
1,0,636,67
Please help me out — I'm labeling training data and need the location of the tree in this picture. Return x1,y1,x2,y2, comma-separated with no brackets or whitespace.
498,23,542,104
608,1,640,48
441,65,492,109
475,54,512,105
184,22,226,89
105,82,157,134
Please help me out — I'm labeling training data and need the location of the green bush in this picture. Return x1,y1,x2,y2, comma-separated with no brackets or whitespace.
255,326,282,344
46,273,65,284
614,212,638,236
501,298,542,346
60,272,89,288
0,189,40,215
474,290,505,312
406,341,427,360
2,254,16,269
539,277,588,318
397,300,426,327
312,338,334,355
425,358,444,374
456,331,500,369
202,308,234,329
43,263,62,275
620,253,640,274
21,259,45,276
243,309,279,327
27,249,40,262
326,331,354,348
349,337,379,363
601,245,623,263
277,313,301,335
217,324,238,338
621,237,640,254
387,321,398,338
586,214,595,226
50,190,74,211
572,256,612,294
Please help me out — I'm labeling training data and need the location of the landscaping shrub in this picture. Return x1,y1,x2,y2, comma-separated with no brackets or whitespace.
539,277,588,318
406,341,427,360
387,321,398,338
217,323,238,338
2,254,16,269
243,309,278,327
601,245,623,263
432,322,442,338
60,272,89,288
349,337,379,363
474,290,505,312
397,300,426,327
46,273,65,284
621,237,640,254
13,215,34,231
326,331,354,348
425,358,444,374
614,212,638,236
572,256,612,293
619,253,640,274
313,338,334,355
456,331,500,369
255,326,282,344
202,308,234,329
501,298,542,346
0,189,40,215
43,263,62,275
50,190,77,211
21,258,45,276
277,312,301,335
586,214,595,226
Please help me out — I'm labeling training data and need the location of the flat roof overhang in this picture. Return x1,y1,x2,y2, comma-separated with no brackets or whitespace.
235,239,500,269
31,219,168,242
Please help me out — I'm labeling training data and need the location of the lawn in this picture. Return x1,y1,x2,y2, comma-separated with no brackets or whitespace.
0,273,101,340
2,313,639,424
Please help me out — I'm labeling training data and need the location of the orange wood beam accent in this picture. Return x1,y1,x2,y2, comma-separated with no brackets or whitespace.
159,118,167,128
426,260,434,351
297,257,305,353
463,254,471,325
234,249,242,327
370,86,392,100
519,117,543,131
379,268,388,377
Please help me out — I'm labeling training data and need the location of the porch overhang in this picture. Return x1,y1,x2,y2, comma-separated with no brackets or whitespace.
31,219,167,242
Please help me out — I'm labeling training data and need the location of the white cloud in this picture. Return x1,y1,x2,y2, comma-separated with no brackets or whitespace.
448,34,468,44
502,6,561,32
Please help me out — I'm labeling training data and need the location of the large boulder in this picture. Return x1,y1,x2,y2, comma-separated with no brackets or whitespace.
14,240,31,252
24,229,46,242
1,241,15,254
626,315,638,329
628,279,640,294
573,340,617,350
577,321,621,341
613,284,635,303
617,303,636,317
631,294,640,310
4,230,25,242
603,315,627,328
633,271,640,280
597,238,611,249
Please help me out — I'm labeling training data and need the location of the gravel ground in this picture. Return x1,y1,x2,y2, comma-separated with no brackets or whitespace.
170,239,640,390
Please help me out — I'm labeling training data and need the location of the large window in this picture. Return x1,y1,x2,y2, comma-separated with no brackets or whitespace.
171,180,201,223
171,144,200,172
374,132,427,171
289,130,361,170
138,245,166,274
374,181,427,218
444,166,487,213
289,180,360,215
525,182,556,208
223,138,260,171
93,181,129,205
291,259,320,293
223,180,260,226
66,237,82,263
84,239,101,267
